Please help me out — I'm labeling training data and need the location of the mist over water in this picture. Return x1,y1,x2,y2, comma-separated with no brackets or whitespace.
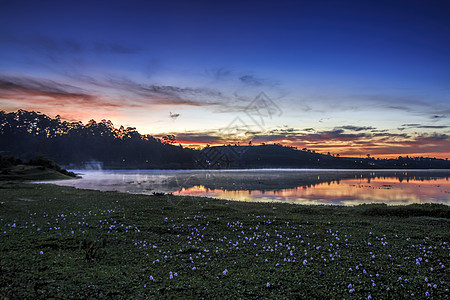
80,160,104,170
39,169,450,206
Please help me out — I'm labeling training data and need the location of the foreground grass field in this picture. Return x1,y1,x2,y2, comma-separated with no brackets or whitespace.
1,183,449,299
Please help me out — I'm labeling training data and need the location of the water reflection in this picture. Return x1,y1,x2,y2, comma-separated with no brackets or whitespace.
39,169,450,206
174,177,449,205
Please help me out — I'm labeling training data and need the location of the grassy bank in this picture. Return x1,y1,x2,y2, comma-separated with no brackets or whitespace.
0,165,75,181
1,183,449,299
0,154,76,181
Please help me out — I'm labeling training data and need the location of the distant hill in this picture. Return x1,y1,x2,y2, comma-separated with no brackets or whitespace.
196,145,450,169
1,109,449,169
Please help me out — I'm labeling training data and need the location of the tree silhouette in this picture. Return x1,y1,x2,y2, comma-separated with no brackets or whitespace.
1,109,449,170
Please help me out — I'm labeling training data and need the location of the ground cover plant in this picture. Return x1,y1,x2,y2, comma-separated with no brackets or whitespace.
1,183,449,299
0,154,76,181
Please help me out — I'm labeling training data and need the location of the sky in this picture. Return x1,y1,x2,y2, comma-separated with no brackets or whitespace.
0,0,449,158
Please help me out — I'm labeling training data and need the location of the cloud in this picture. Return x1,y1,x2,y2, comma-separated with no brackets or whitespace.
250,129,448,157
431,114,446,119
401,123,421,127
174,124,448,154
416,133,449,141
103,77,225,106
0,75,95,103
147,122,449,157
239,75,263,86
400,123,449,129
336,125,376,132
387,105,411,111
206,67,280,89
346,93,450,118
240,74,280,88
64,73,254,110
0,74,231,109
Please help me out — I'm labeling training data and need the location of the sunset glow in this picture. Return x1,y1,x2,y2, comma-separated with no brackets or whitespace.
1,1,449,158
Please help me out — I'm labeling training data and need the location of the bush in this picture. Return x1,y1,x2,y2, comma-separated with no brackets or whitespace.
0,153,22,168
27,155,76,177
356,203,450,218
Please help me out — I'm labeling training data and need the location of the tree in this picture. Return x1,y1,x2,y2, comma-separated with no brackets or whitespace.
162,135,176,144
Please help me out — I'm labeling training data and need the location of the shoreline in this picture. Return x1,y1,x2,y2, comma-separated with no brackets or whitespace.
32,169,450,207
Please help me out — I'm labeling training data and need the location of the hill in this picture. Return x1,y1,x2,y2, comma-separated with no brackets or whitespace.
0,154,76,181
197,144,450,169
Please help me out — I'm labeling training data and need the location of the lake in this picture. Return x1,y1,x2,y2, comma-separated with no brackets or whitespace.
39,169,450,206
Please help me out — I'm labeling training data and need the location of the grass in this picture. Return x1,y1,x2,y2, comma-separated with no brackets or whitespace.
0,183,449,299
0,165,75,181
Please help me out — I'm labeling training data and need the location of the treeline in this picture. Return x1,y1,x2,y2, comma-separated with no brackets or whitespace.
197,145,450,169
1,109,449,169
0,110,196,168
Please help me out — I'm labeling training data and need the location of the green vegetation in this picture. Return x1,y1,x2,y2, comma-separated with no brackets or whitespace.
1,183,448,298
0,154,76,181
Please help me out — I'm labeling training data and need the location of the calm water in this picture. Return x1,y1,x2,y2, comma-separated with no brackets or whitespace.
39,169,450,206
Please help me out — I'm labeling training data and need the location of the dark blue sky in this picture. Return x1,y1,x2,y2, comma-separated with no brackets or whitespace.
1,0,449,157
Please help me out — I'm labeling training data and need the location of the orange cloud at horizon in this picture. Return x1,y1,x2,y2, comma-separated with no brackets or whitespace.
1,102,447,160
170,137,449,160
